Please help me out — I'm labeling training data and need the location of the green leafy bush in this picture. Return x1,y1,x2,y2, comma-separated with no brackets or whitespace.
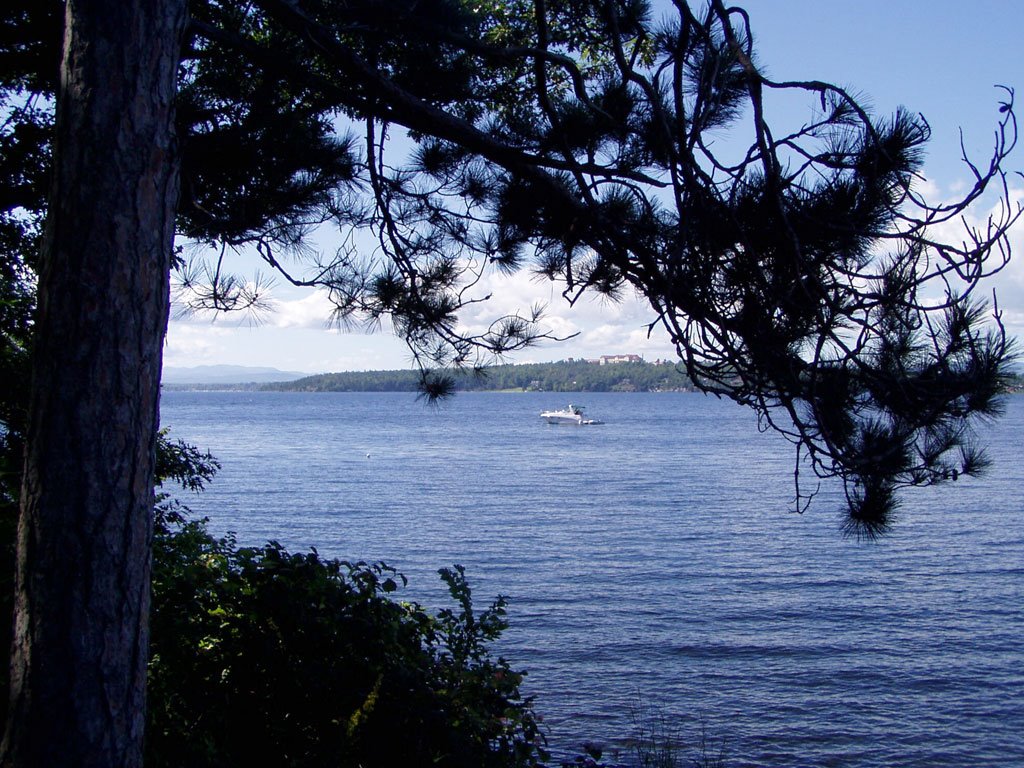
148,498,545,768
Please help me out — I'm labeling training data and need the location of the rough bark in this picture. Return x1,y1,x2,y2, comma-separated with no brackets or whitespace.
2,1,187,765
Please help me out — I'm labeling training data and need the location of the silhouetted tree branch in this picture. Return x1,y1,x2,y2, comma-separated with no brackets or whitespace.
174,0,1020,530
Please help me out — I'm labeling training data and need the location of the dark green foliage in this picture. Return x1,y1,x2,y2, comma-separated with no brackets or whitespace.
148,504,545,768
0,0,61,97
177,2,360,253
0,4,56,514
155,428,221,492
0,5,51,706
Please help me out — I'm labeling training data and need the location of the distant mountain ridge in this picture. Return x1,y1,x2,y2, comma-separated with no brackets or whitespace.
162,365,310,385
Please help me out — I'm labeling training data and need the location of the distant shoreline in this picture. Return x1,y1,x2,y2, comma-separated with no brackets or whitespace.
163,357,1024,397
169,360,699,395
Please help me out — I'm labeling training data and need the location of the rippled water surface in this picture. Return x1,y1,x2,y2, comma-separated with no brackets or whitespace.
160,391,1024,767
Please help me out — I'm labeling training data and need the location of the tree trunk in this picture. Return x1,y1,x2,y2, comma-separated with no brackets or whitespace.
2,1,187,765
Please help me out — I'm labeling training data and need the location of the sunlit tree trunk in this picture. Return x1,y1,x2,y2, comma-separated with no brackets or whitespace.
1,0,187,765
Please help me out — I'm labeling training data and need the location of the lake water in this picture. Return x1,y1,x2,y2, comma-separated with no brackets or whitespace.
159,390,1024,767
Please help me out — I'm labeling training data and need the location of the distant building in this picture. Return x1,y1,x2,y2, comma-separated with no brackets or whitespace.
598,354,644,365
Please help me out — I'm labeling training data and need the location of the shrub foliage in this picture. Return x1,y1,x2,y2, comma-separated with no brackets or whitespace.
148,498,545,768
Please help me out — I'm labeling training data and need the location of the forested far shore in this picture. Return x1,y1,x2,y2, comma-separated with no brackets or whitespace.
261,360,696,393
158,363,1024,395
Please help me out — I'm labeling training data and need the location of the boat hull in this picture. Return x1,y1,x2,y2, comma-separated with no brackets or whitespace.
542,413,584,425
539,406,602,425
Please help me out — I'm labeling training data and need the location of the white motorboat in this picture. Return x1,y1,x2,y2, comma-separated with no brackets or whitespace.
539,404,603,425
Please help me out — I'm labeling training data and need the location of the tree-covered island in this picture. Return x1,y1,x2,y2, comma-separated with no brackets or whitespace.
272,364,1024,395
180,362,1024,395
261,359,696,393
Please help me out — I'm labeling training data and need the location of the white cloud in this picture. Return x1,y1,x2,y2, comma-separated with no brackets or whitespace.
1000,308,1024,340
163,323,238,367
270,290,336,329
998,185,1024,287
164,317,414,373
895,181,1024,339
447,265,675,360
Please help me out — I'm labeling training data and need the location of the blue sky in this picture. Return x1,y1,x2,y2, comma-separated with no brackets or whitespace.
165,1,1024,374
